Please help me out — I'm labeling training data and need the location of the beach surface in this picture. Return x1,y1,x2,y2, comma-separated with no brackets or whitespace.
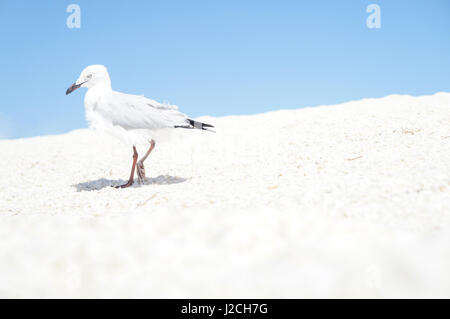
1,92,450,298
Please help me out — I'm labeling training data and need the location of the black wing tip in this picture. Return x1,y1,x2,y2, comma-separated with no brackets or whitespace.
187,118,214,130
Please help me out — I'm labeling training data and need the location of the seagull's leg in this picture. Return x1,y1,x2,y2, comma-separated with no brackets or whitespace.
116,146,138,188
137,139,156,184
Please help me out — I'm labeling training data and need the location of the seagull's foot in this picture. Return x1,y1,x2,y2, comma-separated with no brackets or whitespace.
115,180,134,189
137,160,146,184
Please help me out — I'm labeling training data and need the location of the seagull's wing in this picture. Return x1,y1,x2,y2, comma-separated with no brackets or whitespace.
97,91,188,130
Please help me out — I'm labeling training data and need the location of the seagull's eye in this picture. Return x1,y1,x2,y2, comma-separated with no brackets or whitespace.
86,74,93,79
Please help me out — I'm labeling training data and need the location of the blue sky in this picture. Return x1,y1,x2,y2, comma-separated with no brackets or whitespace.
0,0,449,139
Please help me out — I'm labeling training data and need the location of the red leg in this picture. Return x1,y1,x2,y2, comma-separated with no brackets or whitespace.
137,139,156,184
116,146,138,188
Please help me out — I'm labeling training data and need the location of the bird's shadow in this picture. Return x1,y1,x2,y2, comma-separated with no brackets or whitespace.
73,175,189,192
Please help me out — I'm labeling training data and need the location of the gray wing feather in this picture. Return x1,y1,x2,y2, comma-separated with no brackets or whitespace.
97,92,188,130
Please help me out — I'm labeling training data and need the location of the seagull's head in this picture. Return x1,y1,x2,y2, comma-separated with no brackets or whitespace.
66,65,111,95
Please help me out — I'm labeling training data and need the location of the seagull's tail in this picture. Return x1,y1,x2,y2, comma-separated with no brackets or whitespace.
174,119,215,132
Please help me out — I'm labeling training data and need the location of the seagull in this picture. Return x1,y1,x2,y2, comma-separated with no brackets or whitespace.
66,65,214,188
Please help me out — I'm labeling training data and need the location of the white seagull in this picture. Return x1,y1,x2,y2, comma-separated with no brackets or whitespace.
66,64,214,188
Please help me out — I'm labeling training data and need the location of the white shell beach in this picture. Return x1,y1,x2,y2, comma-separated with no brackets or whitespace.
1,92,450,298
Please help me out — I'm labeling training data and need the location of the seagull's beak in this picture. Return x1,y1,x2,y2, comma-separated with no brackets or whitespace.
65,82,82,95
66,80,87,95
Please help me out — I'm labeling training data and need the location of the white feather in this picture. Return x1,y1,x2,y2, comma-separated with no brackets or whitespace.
93,91,187,130
75,65,189,145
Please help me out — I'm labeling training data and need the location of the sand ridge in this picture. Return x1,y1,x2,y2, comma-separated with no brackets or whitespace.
1,92,450,297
